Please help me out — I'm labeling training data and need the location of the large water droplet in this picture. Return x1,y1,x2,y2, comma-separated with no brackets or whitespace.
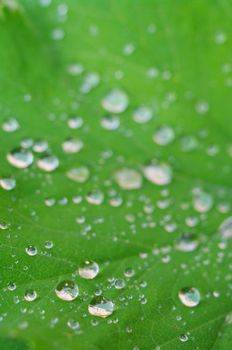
88,296,115,318
153,126,175,145
2,117,20,132
178,287,200,307
25,245,38,256
7,148,34,169
219,217,232,239
66,166,89,183
79,261,99,279
175,233,199,252
133,106,153,124
62,138,83,154
37,155,59,172
86,190,104,205
143,162,172,185
114,168,142,190
24,289,37,302
0,177,16,191
55,280,79,301
102,89,128,113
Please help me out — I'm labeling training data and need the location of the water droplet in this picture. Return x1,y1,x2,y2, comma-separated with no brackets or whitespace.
143,162,172,185
175,233,199,252
193,190,213,213
179,334,188,343
114,279,125,289
45,240,53,249
114,168,142,190
67,63,84,76
178,287,200,307
24,289,37,302
33,140,48,153
86,190,104,205
37,155,59,172
2,117,20,132
25,245,38,256
219,217,232,239
195,101,209,115
0,177,16,191
80,72,100,93
101,115,120,130
124,268,135,278
153,126,175,145
7,148,34,169
0,222,9,230
55,280,79,301
88,296,115,318
133,106,153,124
7,282,16,291
66,166,89,183
79,261,99,279
62,138,83,154
67,116,83,129
67,319,80,330
102,89,128,113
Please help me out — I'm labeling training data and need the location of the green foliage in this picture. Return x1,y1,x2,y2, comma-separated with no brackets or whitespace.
0,1,232,349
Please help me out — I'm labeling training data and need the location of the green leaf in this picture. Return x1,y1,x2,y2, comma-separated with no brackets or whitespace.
0,1,232,349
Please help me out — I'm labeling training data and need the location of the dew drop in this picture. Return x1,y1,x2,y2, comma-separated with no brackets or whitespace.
153,126,175,145
78,260,99,279
66,166,89,183
179,334,188,343
88,296,115,318
67,116,83,129
114,168,142,190
2,117,20,132
178,287,200,307
33,140,48,153
133,106,153,124
86,190,104,205
24,289,37,302
193,190,213,213
55,280,79,301
62,138,83,154
67,319,80,330
175,233,199,252
37,155,59,172
0,177,16,191
219,217,232,239
100,115,120,130
143,162,172,185
25,245,38,256
102,89,128,113
7,148,34,169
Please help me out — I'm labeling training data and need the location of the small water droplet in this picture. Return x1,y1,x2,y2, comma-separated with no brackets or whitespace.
143,162,172,185
79,261,99,279
55,280,79,301
88,296,115,318
0,177,16,191
2,117,20,132
25,245,38,256
178,287,200,307
153,126,175,145
114,168,142,190
24,289,37,302
133,106,153,124
86,190,104,205
66,166,89,183
37,155,59,172
102,89,128,113
175,233,199,252
7,148,34,169
62,138,83,154
67,319,80,330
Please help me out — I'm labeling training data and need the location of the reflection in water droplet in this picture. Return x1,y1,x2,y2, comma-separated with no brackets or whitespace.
153,126,175,145
193,191,213,213
133,106,153,124
2,118,20,132
219,217,232,239
55,280,79,301
24,289,37,302
101,115,120,130
0,177,16,191
25,245,38,256
88,296,115,318
102,89,128,113
86,190,104,205
7,148,34,169
37,155,59,172
175,233,199,252
33,140,48,153
114,168,142,190
62,138,83,154
67,116,83,129
79,261,99,279
143,162,172,185
178,287,200,307
66,166,89,183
